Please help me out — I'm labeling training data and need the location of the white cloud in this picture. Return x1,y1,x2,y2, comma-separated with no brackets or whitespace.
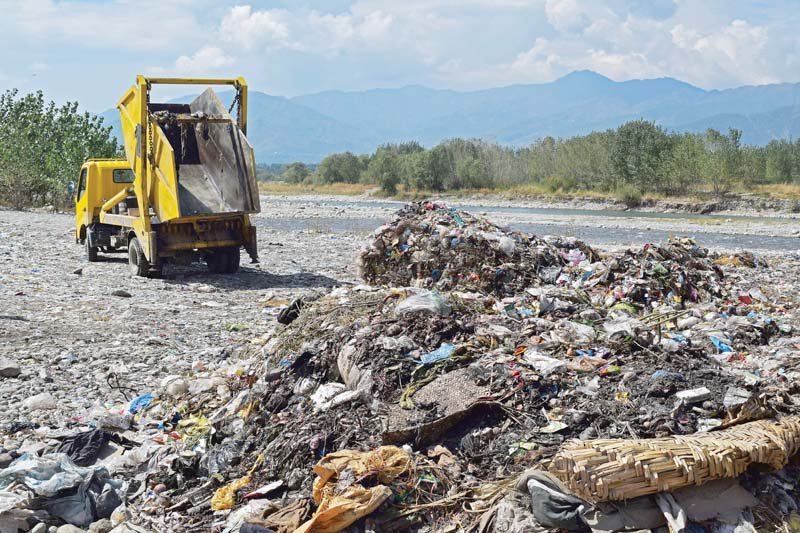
0,0,799,109
220,5,292,50
175,46,235,74
544,0,593,33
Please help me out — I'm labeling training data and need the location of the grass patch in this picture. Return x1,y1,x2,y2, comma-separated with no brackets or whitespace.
258,181,371,196
751,183,800,200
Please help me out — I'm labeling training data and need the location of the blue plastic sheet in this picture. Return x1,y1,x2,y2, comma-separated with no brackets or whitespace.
710,336,733,353
128,393,153,414
420,343,455,365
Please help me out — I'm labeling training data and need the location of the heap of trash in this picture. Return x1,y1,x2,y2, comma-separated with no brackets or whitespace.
3,201,800,533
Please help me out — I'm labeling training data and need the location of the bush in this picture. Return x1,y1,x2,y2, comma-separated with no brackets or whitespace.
542,175,578,193
281,162,309,184
616,185,643,208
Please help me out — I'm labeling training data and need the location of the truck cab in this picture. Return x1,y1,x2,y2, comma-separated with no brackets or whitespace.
75,159,137,262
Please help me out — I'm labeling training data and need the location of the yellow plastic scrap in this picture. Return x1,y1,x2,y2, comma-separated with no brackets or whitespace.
293,446,410,533
178,415,212,444
210,475,251,511
714,256,743,267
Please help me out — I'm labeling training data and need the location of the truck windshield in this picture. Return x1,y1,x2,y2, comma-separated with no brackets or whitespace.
113,169,135,183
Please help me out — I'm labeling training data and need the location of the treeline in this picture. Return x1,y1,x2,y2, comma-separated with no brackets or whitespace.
0,89,118,208
276,120,800,202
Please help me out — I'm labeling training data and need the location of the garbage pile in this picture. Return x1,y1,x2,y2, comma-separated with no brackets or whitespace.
359,201,599,294
3,201,800,533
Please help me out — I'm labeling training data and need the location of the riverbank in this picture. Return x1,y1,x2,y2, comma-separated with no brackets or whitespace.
257,181,800,217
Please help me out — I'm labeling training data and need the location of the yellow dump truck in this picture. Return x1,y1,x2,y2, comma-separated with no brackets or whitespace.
74,76,260,276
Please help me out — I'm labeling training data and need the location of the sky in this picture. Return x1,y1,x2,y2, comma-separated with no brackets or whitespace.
0,0,798,112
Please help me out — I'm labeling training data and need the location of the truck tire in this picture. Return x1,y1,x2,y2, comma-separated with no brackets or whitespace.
206,248,240,274
224,247,240,274
128,237,150,277
86,238,99,262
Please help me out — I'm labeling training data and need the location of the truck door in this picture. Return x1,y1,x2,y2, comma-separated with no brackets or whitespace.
75,167,88,241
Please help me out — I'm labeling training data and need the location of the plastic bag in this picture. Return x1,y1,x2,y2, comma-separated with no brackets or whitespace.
553,320,596,346
523,348,566,376
499,237,516,257
420,343,455,365
128,393,153,414
0,453,102,497
395,291,452,317
211,475,251,511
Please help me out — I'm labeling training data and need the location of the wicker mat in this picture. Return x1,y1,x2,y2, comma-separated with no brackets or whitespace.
549,416,800,501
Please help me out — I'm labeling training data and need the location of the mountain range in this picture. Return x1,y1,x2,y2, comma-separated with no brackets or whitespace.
100,70,800,163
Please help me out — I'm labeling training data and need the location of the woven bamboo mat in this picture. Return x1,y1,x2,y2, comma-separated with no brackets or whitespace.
549,416,800,501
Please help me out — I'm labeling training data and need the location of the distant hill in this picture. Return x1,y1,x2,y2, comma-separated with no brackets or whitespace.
99,70,800,163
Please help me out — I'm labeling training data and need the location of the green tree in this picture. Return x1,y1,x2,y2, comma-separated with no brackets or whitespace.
702,128,743,195
313,152,363,184
765,140,794,183
664,134,704,195
611,120,671,193
281,162,310,184
0,89,118,208
366,148,401,194
456,157,492,189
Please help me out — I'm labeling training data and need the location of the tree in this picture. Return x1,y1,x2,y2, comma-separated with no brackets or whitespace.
313,152,363,184
0,89,119,208
765,140,794,183
702,128,743,195
611,120,671,193
663,134,704,195
455,157,492,189
367,149,401,194
281,162,310,184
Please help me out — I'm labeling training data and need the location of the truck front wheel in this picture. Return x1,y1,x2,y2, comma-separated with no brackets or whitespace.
128,237,150,277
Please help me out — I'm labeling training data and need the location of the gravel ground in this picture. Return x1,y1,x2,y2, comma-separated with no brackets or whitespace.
1,193,798,437
0,205,361,436
3,196,800,532
258,194,800,240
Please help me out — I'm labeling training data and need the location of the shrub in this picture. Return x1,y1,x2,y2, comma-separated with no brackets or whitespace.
616,185,643,208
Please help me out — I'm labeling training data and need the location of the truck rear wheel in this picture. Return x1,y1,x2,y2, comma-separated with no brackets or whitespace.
86,237,99,262
206,247,240,274
128,237,150,277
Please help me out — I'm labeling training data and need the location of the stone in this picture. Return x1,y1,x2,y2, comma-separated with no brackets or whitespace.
0,357,20,378
23,392,58,411
30,524,48,533
0,452,13,468
88,519,113,533
56,525,86,533
111,290,131,298
675,387,713,404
